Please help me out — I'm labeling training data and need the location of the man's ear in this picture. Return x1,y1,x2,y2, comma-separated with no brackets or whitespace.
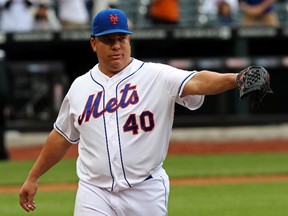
90,37,96,52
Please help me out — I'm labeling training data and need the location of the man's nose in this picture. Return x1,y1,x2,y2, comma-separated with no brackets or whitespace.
111,39,121,48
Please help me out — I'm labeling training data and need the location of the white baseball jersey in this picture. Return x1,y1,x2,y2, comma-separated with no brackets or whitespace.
54,58,204,192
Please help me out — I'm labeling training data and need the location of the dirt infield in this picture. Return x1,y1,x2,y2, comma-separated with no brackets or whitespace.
7,139,288,160
2,139,288,194
3,174,288,194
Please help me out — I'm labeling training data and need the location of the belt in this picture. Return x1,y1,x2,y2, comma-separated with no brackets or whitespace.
144,175,153,181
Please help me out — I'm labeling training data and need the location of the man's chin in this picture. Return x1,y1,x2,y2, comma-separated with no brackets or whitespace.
110,63,124,72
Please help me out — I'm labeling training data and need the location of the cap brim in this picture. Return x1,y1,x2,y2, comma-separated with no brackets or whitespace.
93,29,133,37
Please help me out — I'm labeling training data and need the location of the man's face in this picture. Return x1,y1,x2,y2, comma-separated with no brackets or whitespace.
90,33,131,76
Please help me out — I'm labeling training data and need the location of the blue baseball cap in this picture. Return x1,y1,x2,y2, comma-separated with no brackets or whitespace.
92,8,133,37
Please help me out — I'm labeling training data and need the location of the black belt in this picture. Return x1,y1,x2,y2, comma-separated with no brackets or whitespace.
144,175,153,181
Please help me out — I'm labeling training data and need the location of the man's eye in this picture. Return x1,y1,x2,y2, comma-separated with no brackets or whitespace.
118,37,126,42
103,38,112,43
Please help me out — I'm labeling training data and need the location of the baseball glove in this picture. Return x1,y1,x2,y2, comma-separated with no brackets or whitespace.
236,66,273,109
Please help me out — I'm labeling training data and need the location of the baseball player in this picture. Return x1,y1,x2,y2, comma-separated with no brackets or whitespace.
19,8,240,215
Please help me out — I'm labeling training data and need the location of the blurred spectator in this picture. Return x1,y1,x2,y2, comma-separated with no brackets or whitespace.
0,50,11,160
217,1,237,26
85,0,93,23
32,2,61,31
0,0,35,32
239,0,279,27
92,0,134,29
147,0,179,26
92,0,119,14
202,0,239,26
55,0,89,29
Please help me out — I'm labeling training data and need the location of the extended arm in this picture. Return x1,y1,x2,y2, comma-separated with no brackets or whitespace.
19,129,73,212
181,70,238,97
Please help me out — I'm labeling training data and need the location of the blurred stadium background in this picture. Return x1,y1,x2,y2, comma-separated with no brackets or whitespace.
1,0,288,153
1,2,288,215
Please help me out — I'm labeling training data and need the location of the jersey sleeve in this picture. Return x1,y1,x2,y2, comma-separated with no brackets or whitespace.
175,72,204,110
54,94,80,144
163,64,205,110
175,94,204,110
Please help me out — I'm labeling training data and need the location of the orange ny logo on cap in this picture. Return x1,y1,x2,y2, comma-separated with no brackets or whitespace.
110,14,119,24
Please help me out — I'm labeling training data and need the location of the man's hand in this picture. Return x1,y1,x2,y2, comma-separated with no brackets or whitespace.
19,179,38,212
236,65,273,109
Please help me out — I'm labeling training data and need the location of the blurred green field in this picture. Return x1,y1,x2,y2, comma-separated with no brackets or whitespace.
1,153,288,216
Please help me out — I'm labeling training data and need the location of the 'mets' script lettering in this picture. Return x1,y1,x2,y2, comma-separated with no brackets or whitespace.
78,83,139,125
